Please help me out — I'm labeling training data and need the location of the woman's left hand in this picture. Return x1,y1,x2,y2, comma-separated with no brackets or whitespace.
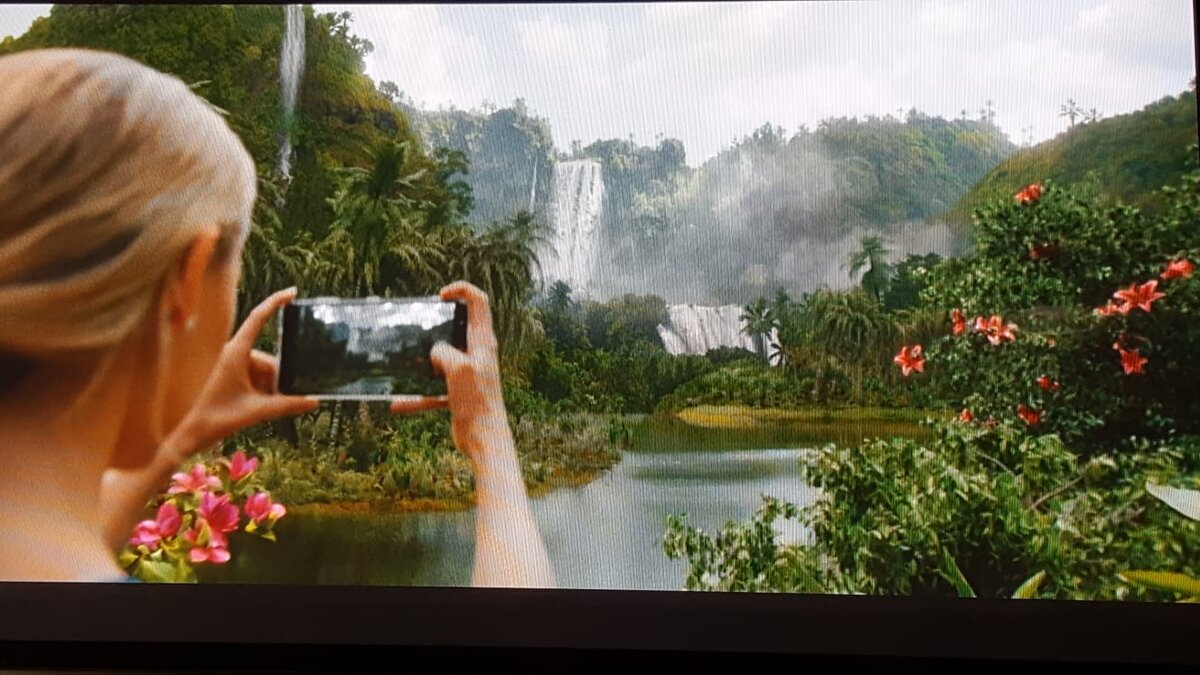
168,287,319,458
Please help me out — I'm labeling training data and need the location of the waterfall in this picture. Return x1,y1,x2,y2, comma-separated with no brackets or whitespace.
528,159,538,213
542,159,605,296
277,4,306,180
657,304,780,362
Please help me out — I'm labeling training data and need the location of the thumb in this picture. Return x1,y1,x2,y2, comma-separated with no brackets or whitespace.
430,341,468,378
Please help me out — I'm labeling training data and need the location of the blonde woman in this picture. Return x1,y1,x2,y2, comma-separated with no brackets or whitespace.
0,48,554,587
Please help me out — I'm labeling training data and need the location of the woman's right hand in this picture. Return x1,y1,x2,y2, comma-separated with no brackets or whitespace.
389,281,512,465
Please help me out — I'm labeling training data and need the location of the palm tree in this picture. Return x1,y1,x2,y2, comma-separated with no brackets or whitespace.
442,211,549,366
740,297,775,362
322,140,447,296
546,280,575,316
797,289,899,402
239,176,312,322
845,235,894,304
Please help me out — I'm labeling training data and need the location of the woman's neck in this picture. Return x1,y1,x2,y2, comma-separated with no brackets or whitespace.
0,363,135,581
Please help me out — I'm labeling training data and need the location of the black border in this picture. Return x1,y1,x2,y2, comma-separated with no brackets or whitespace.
276,302,301,394
0,583,1197,665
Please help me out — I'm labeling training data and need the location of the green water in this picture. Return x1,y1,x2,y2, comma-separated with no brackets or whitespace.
199,416,930,589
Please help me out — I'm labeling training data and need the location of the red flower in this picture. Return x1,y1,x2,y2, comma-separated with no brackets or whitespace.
244,492,287,525
227,451,259,482
893,344,925,377
1036,375,1060,392
1113,343,1148,375
1016,404,1042,426
974,315,1017,345
951,309,966,336
1028,242,1059,260
1014,183,1044,205
168,464,221,495
959,408,974,423
1113,280,1165,314
1162,258,1194,280
1094,300,1123,317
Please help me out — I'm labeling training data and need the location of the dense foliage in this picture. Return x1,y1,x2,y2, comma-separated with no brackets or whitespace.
667,160,1200,600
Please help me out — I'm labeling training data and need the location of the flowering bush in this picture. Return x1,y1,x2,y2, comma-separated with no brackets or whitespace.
665,167,1200,599
119,451,287,582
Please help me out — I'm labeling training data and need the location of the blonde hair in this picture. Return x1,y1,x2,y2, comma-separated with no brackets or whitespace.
0,48,256,386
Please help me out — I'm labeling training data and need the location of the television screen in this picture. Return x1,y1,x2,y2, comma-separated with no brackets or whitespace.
0,0,1197,621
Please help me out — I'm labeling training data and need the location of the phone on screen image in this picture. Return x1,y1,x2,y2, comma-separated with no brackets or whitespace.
275,296,468,400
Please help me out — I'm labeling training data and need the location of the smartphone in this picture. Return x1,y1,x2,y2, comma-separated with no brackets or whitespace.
275,296,468,400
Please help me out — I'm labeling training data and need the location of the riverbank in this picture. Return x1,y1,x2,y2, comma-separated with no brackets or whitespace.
675,404,946,429
254,413,626,513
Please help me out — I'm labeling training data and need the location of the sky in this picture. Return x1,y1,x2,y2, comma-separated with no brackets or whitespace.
2,2,1196,166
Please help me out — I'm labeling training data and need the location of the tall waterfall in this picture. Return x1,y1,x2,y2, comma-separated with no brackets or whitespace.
657,304,780,361
542,160,605,296
527,159,538,213
277,5,306,180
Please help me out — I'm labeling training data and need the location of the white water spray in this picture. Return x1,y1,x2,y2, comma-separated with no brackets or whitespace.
542,159,605,296
277,5,306,180
656,304,779,361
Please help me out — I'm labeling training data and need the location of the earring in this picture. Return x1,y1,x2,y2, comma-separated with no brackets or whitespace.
185,316,198,334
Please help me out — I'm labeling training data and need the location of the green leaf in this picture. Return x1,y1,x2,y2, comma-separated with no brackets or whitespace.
135,559,179,584
1012,570,1046,599
1119,570,1200,596
1145,482,1200,521
939,551,976,598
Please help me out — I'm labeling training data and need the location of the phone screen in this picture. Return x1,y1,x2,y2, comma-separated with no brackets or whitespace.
276,297,467,399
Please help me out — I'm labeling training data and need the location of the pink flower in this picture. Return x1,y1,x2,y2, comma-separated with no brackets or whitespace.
244,492,287,524
129,521,162,549
184,526,232,564
1113,280,1165,314
198,491,240,537
1162,258,1194,281
227,451,259,481
1094,300,1123,317
169,464,221,495
127,502,182,551
893,344,925,377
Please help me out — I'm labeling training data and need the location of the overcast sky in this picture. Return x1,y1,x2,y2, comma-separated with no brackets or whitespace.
3,2,1196,165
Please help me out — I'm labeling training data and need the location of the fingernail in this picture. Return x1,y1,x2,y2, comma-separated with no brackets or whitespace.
285,286,298,295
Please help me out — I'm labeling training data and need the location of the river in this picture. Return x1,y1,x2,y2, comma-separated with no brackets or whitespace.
200,417,927,589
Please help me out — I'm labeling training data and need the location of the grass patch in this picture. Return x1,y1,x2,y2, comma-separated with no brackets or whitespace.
677,404,948,429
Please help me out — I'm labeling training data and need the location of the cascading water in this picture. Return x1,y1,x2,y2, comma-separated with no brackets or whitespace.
277,4,306,181
657,304,780,362
528,159,538,213
542,159,605,296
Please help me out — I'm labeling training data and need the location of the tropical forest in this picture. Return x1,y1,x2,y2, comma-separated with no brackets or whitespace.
3,3,1200,599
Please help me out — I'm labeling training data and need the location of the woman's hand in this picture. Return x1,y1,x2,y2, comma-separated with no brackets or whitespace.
169,287,319,459
389,281,511,465
101,288,318,553
389,281,554,587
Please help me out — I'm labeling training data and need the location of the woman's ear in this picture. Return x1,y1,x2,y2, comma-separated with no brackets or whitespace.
164,228,223,332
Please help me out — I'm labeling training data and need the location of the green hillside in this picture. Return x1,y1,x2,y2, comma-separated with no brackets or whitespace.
949,89,1198,223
